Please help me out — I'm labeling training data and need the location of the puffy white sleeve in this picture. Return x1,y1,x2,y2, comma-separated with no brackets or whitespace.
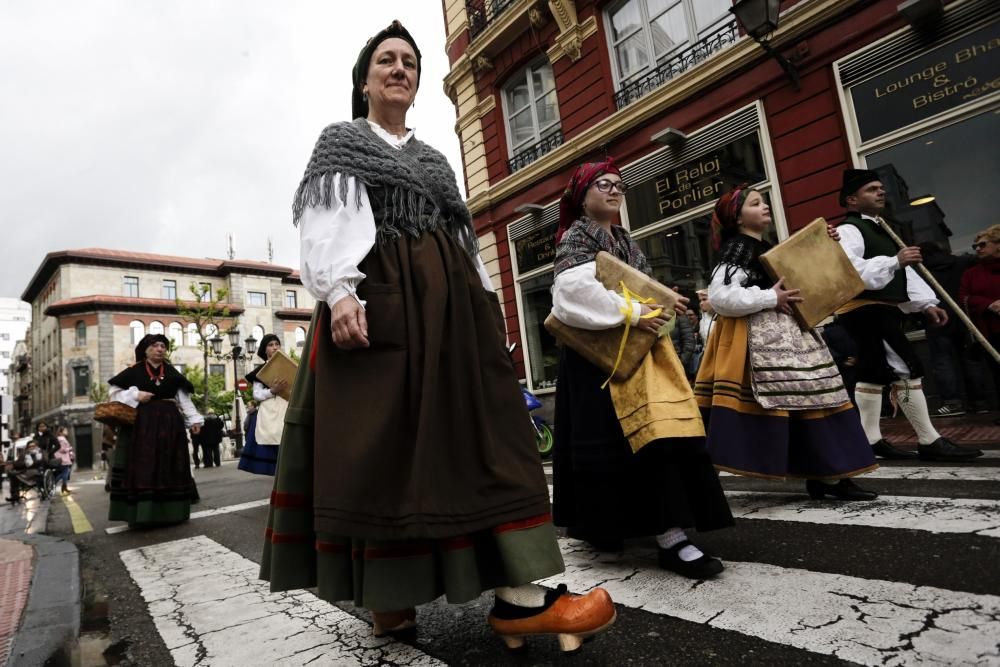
175,390,204,428
708,265,778,317
253,381,274,402
838,225,901,291
551,262,641,330
109,385,140,408
899,266,940,313
299,173,378,310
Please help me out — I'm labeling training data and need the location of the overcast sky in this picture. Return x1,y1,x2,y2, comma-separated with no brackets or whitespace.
0,1,463,302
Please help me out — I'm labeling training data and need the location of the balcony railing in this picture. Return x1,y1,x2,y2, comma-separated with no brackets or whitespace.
508,129,564,173
614,21,740,110
467,0,518,40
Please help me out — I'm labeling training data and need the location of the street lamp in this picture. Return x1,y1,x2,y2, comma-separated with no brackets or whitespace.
210,327,256,455
730,0,800,90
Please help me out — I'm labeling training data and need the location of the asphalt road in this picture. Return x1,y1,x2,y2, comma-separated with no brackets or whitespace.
47,444,1000,667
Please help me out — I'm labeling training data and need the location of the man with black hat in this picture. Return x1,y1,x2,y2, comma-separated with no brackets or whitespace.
835,168,982,462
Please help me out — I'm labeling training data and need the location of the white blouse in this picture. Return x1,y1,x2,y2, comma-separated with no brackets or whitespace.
837,215,938,313
252,381,275,402
109,385,204,428
707,265,778,318
551,261,644,330
298,121,494,310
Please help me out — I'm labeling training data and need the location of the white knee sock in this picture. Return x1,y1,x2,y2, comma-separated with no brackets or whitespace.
495,584,547,607
854,383,885,445
891,379,941,445
656,527,704,562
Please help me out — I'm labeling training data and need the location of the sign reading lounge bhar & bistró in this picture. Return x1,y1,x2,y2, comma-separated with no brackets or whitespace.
850,21,999,143
625,133,766,231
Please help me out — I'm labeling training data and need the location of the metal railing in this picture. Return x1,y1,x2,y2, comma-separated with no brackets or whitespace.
467,0,518,40
508,129,564,173
614,21,741,110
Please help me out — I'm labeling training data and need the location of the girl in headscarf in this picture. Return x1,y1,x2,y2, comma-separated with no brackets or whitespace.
551,159,734,579
695,186,878,499
107,334,203,526
238,334,288,476
261,20,615,651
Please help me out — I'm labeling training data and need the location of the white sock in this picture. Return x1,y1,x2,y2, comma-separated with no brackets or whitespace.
854,383,884,445
495,584,547,608
656,527,703,562
892,379,941,445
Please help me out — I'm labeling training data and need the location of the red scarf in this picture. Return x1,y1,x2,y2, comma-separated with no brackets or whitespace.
556,158,622,244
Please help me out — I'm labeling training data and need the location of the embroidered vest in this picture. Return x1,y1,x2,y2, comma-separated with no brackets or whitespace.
841,214,908,303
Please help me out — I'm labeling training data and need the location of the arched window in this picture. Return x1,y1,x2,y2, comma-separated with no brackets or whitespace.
149,321,164,336
185,323,199,347
203,324,219,341
295,327,306,347
129,320,145,345
75,321,86,347
251,325,265,346
168,322,184,347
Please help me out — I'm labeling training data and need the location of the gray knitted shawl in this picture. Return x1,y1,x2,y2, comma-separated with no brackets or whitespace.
292,118,477,256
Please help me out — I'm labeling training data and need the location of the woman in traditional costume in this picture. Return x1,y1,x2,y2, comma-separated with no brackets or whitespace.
260,20,615,651
550,160,734,579
694,187,878,500
238,334,288,476
108,334,202,526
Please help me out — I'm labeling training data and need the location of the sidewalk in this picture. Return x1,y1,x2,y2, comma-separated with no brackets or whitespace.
0,490,79,667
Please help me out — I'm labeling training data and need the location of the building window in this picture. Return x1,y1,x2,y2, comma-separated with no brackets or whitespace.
162,279,177,300
185,323,199,347
198,283,212,302
251,325,266,346
149,321,164,337
209,364,226,376
74,321,86,347
502,61,561,162
72,366,89,397
129,320,145,346
607,0,731,84
168,322,184,347
295,326,306,347
123,276,139,298
285,290,297,308
247,291,267,307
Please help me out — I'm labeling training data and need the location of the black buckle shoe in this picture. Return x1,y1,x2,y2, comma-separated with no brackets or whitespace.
871,439,918,460
657,541,724,579
917,437,983,461
806,478,878,501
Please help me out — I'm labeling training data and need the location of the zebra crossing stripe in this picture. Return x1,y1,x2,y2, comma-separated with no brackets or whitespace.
720,466,1000,481
537,540,1000,666
106,499,270,534
119,535,444,667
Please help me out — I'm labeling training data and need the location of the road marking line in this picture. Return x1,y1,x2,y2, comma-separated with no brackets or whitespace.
720,466,1000,481
538,540,1000,667
120,536,444,667
57,494,93,534
106,498,270,535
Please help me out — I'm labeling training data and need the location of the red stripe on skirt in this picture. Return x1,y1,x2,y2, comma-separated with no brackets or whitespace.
315,540,348,554
309,320,322,370
440,536,475,551
493,512,552,535
270,490,312,509
266,528,312,545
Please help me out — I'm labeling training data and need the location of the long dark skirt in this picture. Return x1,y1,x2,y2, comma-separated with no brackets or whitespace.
261,229,564,612
108,400,199,526
553,347,734,541
238,412,277,476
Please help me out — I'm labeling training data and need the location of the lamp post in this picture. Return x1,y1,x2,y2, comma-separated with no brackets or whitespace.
210,328,258,455
730,0,800,90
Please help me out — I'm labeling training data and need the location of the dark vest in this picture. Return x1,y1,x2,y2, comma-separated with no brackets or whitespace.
841,213,908,303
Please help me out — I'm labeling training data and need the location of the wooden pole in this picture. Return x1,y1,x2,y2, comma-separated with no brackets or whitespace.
874,217,1000,365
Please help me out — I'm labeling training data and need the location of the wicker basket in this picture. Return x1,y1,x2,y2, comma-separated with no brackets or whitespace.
94,401,137,427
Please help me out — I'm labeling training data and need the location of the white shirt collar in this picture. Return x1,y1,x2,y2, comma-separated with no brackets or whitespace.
861,213,879,222
366,119,414,150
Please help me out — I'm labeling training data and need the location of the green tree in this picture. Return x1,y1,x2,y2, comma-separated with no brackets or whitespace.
175,283,231,412
181,366,235,416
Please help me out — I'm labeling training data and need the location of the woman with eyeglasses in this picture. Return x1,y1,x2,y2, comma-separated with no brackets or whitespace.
960,225,1000,413
550,159,734,580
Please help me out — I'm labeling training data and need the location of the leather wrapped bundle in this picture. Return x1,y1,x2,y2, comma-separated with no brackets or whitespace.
544,251,679,382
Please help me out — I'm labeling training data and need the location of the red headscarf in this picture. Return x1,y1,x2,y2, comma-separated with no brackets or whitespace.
710,184,751,250
555,158,622,243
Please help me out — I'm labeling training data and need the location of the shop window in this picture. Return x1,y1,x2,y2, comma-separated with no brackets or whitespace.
129,320,145,345
502,61,561,167
123,276,139,298
864,110,999,254
74,321,86,347
518,272,559,390
72,366,89,397
162,279,177,300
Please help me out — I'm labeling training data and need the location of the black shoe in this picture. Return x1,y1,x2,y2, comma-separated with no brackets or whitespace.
917,437,983,461
806,478,878,501
658,541,724,579
871,439,918,460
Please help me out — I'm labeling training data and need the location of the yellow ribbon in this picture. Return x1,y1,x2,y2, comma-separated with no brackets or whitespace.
602,281,663,389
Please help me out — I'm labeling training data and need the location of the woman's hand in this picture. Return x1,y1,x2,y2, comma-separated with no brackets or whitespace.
636,303,670,333
670,286,689,316
988,300,1000,314
331,296,369,350
136,391,155,403
772,277,803,315
269,378,289,395
826,223,841,242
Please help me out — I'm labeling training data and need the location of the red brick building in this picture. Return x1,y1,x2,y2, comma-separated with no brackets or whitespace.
442,0,998,393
